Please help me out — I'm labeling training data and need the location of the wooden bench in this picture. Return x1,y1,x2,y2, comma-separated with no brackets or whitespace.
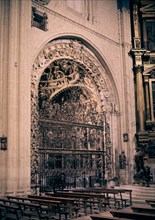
110,209,155,220
131,205,155,214
149,202,155,208
46,191,108,212
50,191,97,215
64,187,130,208
7,195,72,220
28,194,80,219
6,196,50,219
0,202,25,220
18,201,49,220
90,214,133,220
146,199,155,204
54,190,110,212
89,188,131,207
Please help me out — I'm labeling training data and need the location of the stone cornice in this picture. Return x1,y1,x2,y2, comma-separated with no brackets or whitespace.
32,1,120,47
130,48,147,56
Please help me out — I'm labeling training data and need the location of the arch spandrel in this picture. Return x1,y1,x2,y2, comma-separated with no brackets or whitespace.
31,38,120,185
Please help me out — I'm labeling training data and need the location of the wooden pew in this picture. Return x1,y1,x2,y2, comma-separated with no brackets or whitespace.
58,189,120,209
8,195,76,220
48,191,98,215
110,209,155,220
52,190,110,213
70,187,132,207
28,194,80,219
17,201,49,220
131,204,155,214
149,202,155,208
146,199,155,204
0,198,49,219
90,214,133,220
7,196,57,219
0,202,22,220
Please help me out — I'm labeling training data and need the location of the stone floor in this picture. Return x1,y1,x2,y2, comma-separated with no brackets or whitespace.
71,206,132,220
72,211,112,220
70,205,120,220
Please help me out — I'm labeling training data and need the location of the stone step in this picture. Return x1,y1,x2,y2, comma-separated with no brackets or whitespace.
114,184,155,204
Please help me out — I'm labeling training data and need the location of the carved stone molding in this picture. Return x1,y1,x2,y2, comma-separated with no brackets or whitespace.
32,0,51,5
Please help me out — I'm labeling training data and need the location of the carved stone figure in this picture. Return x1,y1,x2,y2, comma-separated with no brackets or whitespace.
135,150,144,173
119,151,126,169
144,165,152,187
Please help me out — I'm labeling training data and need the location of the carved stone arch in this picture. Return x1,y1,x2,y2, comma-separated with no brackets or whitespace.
32,39,119,112
31,38,120,184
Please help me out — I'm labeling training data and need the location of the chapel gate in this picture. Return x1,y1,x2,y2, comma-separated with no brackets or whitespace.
38,121,105,193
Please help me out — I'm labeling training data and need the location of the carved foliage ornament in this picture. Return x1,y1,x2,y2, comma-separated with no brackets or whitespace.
38,59,97,101
39,86,102,126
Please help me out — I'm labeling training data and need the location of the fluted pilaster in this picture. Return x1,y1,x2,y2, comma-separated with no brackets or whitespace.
0,0,9,196
5,0,31,195
17,0,31,195
6,0,20,195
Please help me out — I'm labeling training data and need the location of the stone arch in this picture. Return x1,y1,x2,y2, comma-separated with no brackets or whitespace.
31,38,120,184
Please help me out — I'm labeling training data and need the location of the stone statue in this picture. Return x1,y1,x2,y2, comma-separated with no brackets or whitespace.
119,151,126,169
144,165,151,187
135,150,144,172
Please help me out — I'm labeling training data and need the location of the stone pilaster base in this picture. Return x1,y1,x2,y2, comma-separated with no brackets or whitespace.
119,169,127,185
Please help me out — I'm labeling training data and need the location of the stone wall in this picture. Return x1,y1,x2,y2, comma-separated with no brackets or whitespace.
0,0,136,196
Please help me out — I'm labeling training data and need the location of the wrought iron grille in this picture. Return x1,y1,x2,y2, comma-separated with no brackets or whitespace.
38,120,105,192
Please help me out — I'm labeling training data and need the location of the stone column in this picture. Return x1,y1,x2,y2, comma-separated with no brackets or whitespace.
17,0,31,195
135,65,145,131
131,1,146,132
